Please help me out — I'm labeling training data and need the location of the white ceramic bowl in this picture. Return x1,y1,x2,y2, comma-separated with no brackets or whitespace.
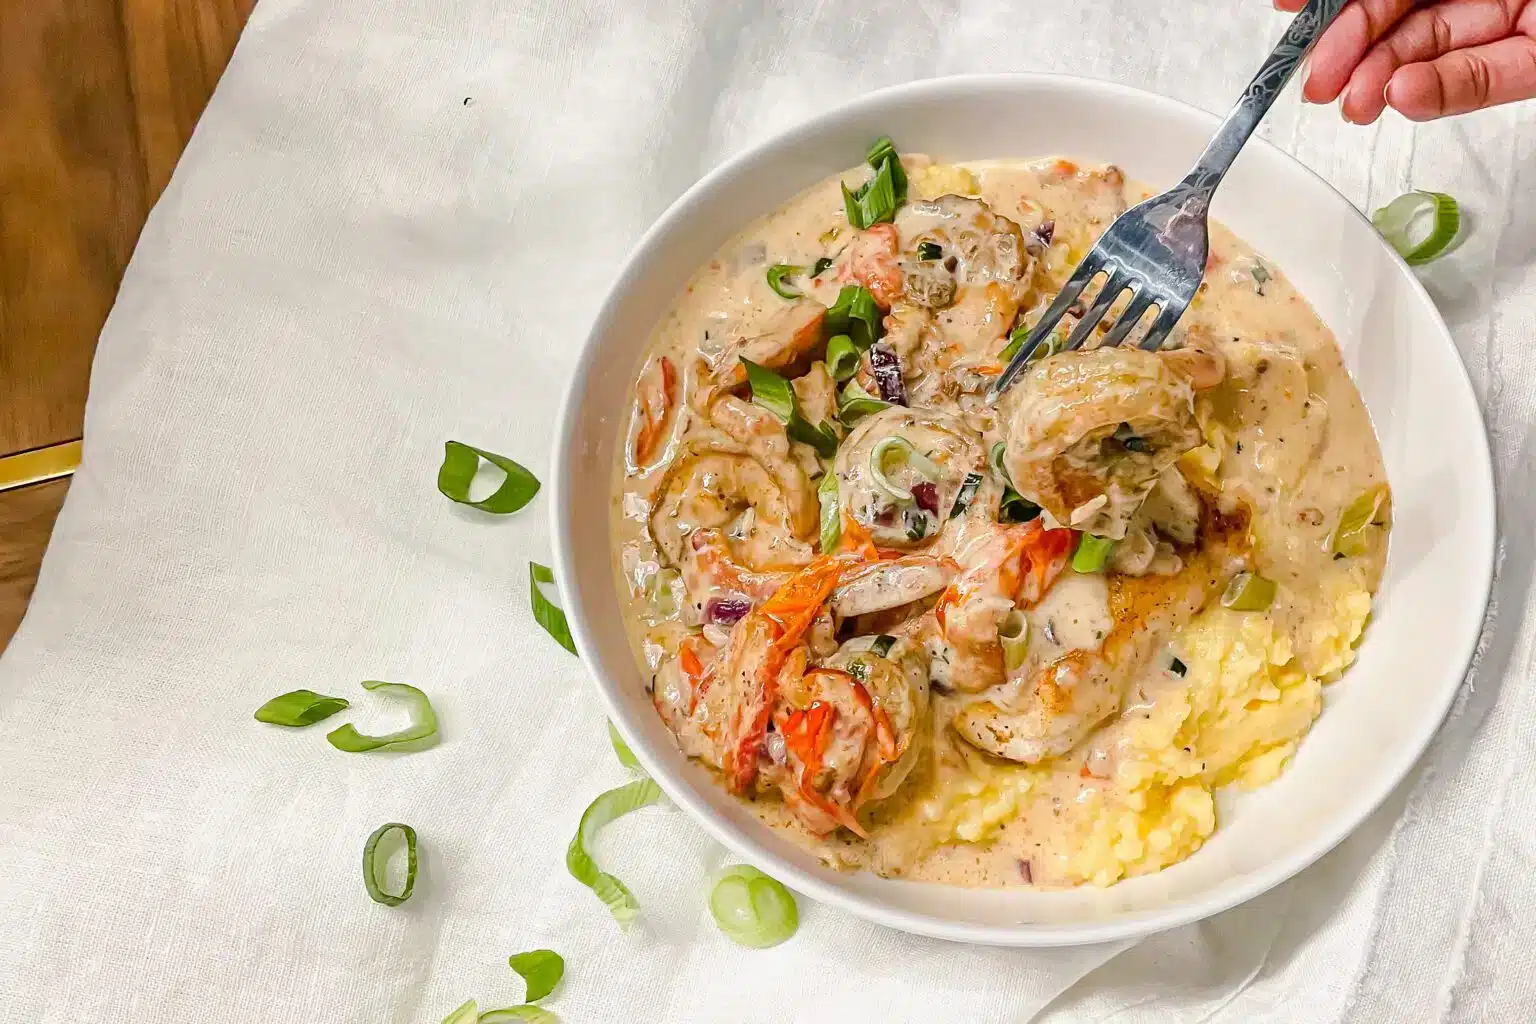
551,74,1496,946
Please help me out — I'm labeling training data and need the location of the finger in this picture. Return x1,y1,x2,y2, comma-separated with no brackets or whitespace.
1340,0,1517,123
1302,0,1419,104
1387,35,1536,119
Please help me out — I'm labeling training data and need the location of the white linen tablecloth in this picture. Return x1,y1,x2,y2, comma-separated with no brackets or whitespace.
3,0,1533,1020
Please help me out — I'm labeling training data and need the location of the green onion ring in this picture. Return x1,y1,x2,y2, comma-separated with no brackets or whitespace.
837,380,891,424
530,562,577,654
608,721,641,771
825,285,882,351
709,863,799,948
508,949,565,1003
999,610,1030,672
567,778,664,927
1071,534,1115,574
437,441,541,514
742,359,838,458
869,436,939,503
870,634,897,658
440,999,478,1024
825,334,860,382
1372,191,1460,266
818,470,841,554
253,689,349,727
989,440,1011,484
478,1007,560,1024
999,487,1040,524
949,471,983,520
327,681,439,753
1331,483,1388,557
1220,571,1277,611
362,822,417,906
766,263,804,299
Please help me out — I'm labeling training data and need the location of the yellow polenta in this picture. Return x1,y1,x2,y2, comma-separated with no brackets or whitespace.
920,577,1372,886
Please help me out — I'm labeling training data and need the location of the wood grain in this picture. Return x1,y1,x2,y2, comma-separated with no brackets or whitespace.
0,480,70,651
0,0,254,654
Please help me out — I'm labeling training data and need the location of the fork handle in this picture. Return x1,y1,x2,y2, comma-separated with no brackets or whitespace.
1177,0,1348,210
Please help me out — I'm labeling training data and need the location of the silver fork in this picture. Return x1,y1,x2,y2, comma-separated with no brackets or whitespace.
987,0,1347,404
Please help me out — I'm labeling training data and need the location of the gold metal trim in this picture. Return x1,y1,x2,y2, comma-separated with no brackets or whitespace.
0,440,81,492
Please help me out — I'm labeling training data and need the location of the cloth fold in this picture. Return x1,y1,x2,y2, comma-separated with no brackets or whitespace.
2,0,1532,1020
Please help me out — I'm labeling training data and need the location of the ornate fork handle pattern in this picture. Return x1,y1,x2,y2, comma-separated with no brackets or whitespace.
1173,0,1348,216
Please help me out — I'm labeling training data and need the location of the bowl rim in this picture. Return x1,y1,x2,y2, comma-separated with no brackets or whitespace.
550,71,1497,946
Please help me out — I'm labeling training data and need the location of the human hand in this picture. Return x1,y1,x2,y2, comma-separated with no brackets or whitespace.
1275,0,1536,122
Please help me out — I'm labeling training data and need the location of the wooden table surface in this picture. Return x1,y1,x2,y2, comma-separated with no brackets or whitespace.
0,0,255,650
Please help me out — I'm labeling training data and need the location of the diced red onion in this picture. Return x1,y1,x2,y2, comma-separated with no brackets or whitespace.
1032,220,1055,250
705,596,752,625
868,343,907,405
911,481,939,514
1019,859,1034,884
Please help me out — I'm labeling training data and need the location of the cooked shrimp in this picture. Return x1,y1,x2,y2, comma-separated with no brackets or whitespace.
952,508,1249,764
833,406,986,549
706,301,827,385
674,557,849,794
932,519,1076,692
650,444,817,577
830,555,955,618
769,633,930,835
838,223,904,308
1001,347,1203,539
631,355,678,467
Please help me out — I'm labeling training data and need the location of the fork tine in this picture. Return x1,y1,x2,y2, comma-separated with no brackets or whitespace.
986,252,1103,402
1099,290,1157,349
1064,269,1132,352
1137,298,1190,351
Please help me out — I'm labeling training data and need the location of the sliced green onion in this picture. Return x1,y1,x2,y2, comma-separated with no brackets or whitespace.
742,358,797,422
811,256,834,277
608,721,641,771
989,440,1010,483
1072,534,1115,574
743,359,839,458
865,135,908,204
709,864,799,949
1250,260,1272,295
1221,571,1277,611
999,610,1030,672
818,470,841,554
254,689,348,727
567,778,663,927
842,157,898,229
825,285,882,351
644,567,681,619
1170,656,1188,677
437,441,540,514
1001,322,1062,363
950,472,983,519
766,263,804,299
509,949,564,1002
1331,483,1388,557
531,561,577,655
441,999,478,1024
1000,487,1040,524
478,1007,559,1024
362,822,417,906
869,437,938,503
917,241,943,261
825,334,860,381
837,380,891,424
870,634,897,658
786,416,840,459
327,681,439,753
1373,191,1460,266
